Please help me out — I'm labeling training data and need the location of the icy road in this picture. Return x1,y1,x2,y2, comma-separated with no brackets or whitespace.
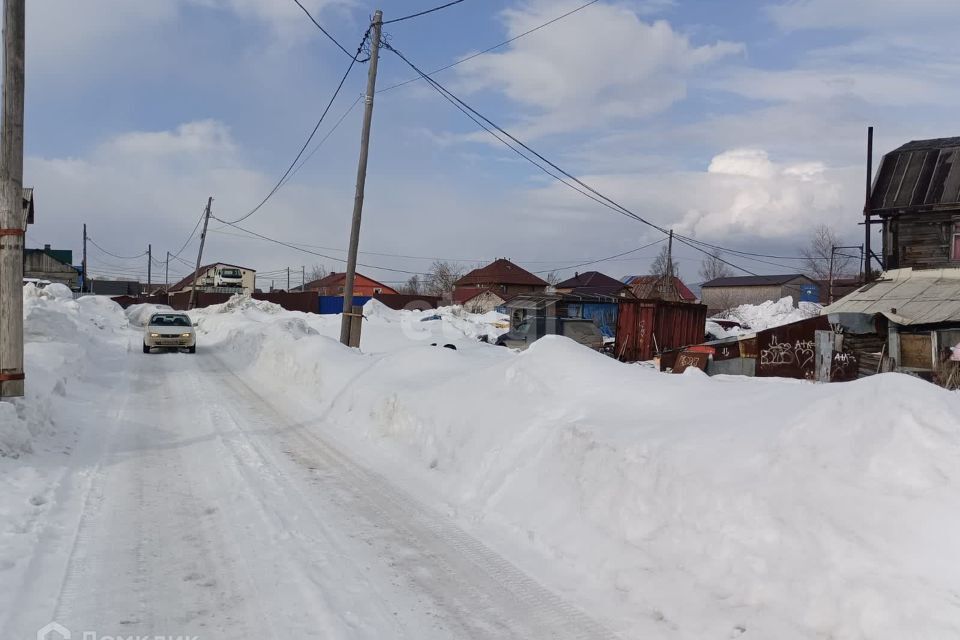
3,344,616,640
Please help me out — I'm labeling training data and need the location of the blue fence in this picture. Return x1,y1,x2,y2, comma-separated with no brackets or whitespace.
318,295,372,314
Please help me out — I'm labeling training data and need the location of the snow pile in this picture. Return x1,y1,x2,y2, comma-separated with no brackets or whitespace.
205,294,284,315
124,302,174,327
719,296,822,332
1,286,127,456
195,301,960,639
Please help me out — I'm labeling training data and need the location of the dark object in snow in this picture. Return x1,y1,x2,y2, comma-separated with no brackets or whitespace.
443,344,457,350
420,314,441,322
478,334,489,343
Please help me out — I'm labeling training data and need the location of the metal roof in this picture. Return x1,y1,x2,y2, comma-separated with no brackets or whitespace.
822,268,960,325
871,137,960,212
455,258,548,287
701,274,812,288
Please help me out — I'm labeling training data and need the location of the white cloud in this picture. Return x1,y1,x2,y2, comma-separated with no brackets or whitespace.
454,0,743,137
767,0,960,31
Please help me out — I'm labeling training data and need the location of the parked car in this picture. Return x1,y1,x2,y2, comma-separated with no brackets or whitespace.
143,312,196,353
496,317,604,351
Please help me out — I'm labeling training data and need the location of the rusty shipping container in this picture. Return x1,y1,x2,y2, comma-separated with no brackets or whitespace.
755,315,829,379
615,299,708,362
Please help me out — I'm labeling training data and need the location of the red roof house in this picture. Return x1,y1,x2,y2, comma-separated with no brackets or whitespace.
625,275,697,302
453,258,548,298
304,271,398,296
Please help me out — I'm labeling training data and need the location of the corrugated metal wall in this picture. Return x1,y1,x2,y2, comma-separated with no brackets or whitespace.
615,300,708,361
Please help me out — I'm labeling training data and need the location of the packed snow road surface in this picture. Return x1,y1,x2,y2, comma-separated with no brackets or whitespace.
3,342,616,640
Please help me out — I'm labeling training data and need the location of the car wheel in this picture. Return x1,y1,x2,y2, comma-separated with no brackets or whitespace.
143,342,150,354
188,346,196,354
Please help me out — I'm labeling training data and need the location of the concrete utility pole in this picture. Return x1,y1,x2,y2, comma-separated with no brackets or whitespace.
82,224,88,293
188,197,212,310
147,244,152,292
0,0,26,397
165,251,170,290
340,9,383,346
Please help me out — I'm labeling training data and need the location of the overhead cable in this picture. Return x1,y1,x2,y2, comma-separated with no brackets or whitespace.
383,0,467,25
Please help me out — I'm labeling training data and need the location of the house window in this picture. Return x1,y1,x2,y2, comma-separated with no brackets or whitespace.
373,288,382,294
953,225,960,261
338,286,344,294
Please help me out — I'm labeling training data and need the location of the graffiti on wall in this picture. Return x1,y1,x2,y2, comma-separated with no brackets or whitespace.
759,336,815,369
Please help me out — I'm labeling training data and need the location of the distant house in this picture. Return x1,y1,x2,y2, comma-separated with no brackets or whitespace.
88,279,142,296
555,271,634,298
168,262,256,294
869,137,960,270
452,287,506,314
303,271,398,296
700,274,819,313
623,275,697,302
453,258,548,301
24,244,79,289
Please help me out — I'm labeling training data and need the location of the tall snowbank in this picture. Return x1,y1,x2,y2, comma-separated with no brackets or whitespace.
0,287,127,456
197,300,960,639
719,296,822,332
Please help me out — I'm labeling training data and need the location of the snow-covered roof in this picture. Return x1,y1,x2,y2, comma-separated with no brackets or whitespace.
823,268,960,325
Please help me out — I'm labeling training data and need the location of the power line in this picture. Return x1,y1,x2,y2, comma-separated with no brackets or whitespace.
382,41,766,277
292,0,356,59
211,217,430,276
379,0,601,93
169,208,207,259
219,28,370,225
278,93,363,189
383,0,467,25
87,237,148,260
533,238,666,274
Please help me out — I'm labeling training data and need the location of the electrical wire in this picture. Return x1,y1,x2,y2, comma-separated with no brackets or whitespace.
379,0,601,93
169,207,207,259
383,0,467,25
211,217,430,276
219,28,371,226
292,0,356,59
533,238,666,274
87,237,148,260
278,93,363,189
382,41,768,277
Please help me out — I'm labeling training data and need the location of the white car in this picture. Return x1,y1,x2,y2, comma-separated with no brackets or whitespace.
143,312,196,353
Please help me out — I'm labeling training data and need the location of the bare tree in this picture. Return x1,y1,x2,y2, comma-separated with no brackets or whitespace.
649,245,679,279
306,264,328,284
544,270,562,286
699,250,733,283
802,224,854,281
402,274,421,295
424,260,465,296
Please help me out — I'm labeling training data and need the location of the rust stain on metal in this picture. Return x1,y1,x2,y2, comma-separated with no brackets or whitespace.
615,300,707,362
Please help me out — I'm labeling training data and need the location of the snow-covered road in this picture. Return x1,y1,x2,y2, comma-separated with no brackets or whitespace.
2,340,617,640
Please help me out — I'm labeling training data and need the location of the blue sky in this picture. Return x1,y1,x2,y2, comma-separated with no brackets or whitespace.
22,0,960,287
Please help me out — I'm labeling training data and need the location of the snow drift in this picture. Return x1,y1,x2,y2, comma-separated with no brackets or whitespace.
191,296,960,639
717,296,822,332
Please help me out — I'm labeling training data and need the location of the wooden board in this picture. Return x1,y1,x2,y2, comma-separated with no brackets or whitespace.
900,333,933,370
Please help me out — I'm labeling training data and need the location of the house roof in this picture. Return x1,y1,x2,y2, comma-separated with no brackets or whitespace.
625,275,697,301
701,274,813,288
455,258,548,287
303,271,395,293
26,246,73,266
555,271,628,295
452,287,505,304
823,268,960,325
870,136,960,212
168,262,252,292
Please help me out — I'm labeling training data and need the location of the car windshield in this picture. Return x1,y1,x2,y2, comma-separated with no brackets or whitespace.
220,269,241,278
149,314,191,327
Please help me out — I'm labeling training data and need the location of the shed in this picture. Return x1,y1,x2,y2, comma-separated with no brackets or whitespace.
700,274,819,313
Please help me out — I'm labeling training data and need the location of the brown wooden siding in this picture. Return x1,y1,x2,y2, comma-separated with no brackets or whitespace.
885,211,960,269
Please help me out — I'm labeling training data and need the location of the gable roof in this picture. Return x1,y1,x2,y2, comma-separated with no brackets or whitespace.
626,275,697,301
168,262,252,292
26,246,72,267
871,136,960,212
303,271,395,293
452,287,505,305
555,271,626,291
455,258,548,287
701,274,813,288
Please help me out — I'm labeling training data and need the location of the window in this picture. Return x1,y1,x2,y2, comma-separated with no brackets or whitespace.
374,288,382,294
953,226,960,261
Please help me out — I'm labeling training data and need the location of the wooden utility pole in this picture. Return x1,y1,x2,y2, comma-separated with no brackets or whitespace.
301,265,305,292
863,126,874,282
165,251,170,290
147,244,152,292
827,246,835,305
286,266,290,291
340,9,383,346
82,224,88,293
188,197,212,310
0,0,26,397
